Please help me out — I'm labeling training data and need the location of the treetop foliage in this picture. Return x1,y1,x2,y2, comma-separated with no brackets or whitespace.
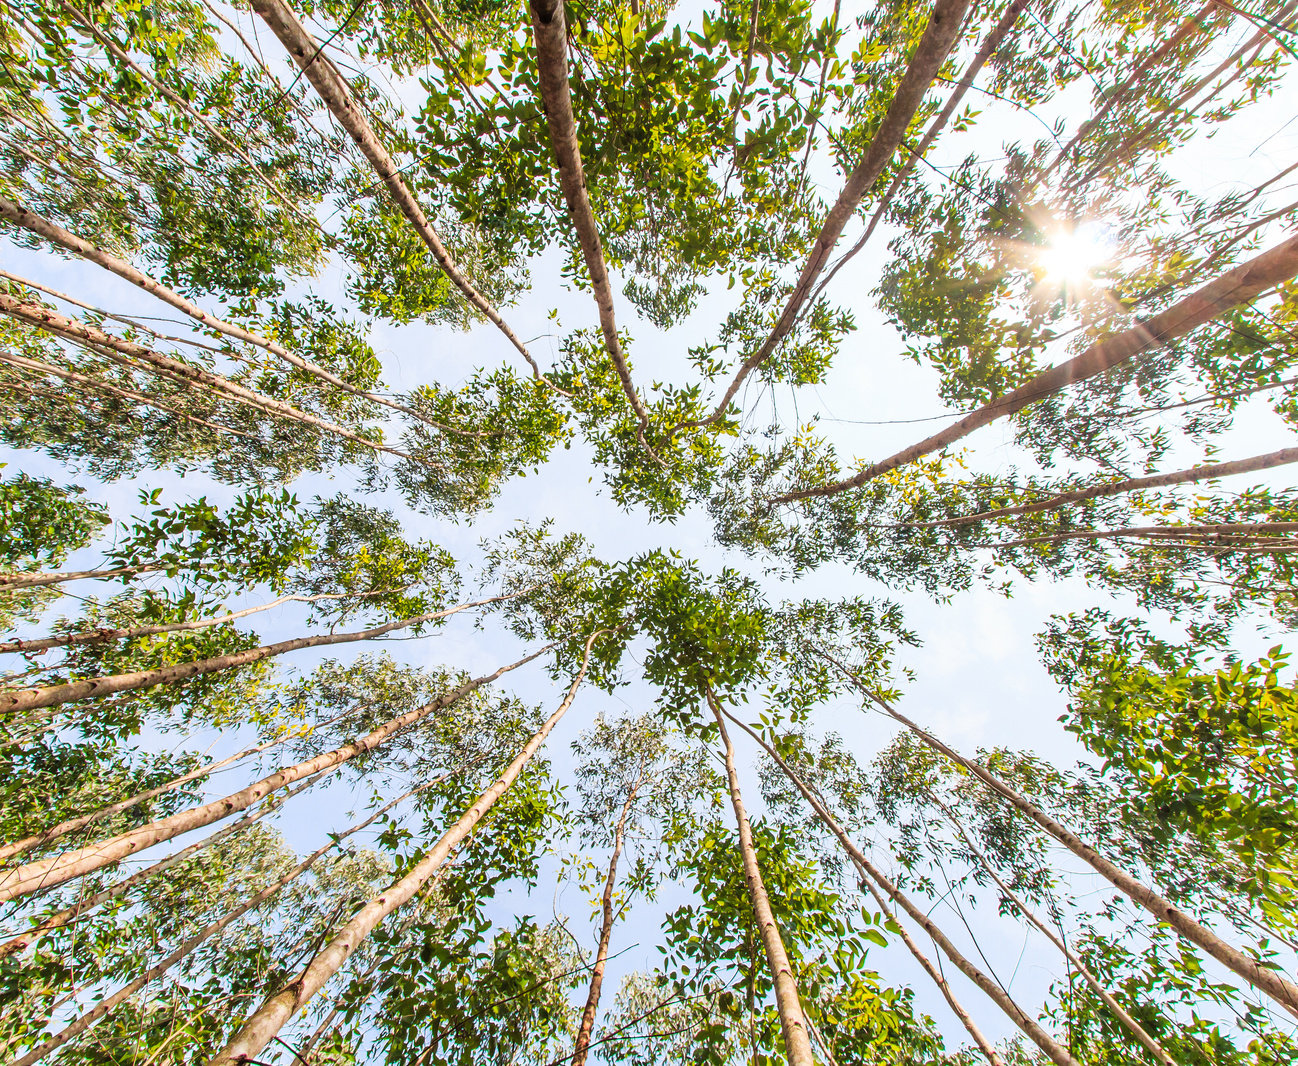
2,0,1297,1062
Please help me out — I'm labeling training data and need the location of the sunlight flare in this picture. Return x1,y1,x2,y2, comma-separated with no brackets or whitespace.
1038,222,1114,287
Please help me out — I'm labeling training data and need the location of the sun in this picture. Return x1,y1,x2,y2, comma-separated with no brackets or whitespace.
1037,222,1114,288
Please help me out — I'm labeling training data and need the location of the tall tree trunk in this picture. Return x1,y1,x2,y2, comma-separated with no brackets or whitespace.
887,446,1298,530
0,771,330,961
527,0,650,435
0,209,470,436
1041,2,1220,182
811,0,1030,305
8,780,423,1066
0,348,264,443
205,630,608,1066
571,777,640,1066
0,590,385,655
725,711,1003,1066
974,520,1298,551
0,699,372,863
725,708,1077,1066
0,561,161,592
0,589,523,715
55,0,312,227
771,232,1298,504
248,0,543,380
704,686,815,1066
0,644,553,903
931,794,1177,1066
0,293,418,464
825,654,1298,1020
690,0,972,429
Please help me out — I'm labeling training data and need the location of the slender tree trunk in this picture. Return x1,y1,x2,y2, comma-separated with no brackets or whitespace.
725,708,1076,1066
719,0,763,195
0,590,385,655
824,654,1298,1020
931,795,1177,1066
0,293,417,464
248,0,543,379
887,446,1298,530
528,0,650,433
976,520,1298,551
0,348,264,442
0,698,373,863
0,562,161,591
0,643,553,903
204,630,608,1066
704,686,815,1066
571,778,640,1066
771,231,1298,504
0,771,330,961
8,780,422,1066
0,206,471,436
56,0,312,226
0,589,522,715
691,0,972,429
1041,2,1219,182
811,0,1029,305
724,711,1003,1066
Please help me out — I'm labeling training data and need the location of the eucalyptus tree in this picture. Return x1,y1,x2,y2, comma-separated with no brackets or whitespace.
566,712,713,1065
1039,610,1298,936
1,0,1297,1062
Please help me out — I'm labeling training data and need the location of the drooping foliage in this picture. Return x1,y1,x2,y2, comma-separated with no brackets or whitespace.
2,0,1297,1062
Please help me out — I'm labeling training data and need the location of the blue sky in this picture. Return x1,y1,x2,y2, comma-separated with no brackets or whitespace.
5,0,1298,1053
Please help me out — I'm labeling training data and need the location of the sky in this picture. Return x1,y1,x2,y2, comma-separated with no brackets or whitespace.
4,0,1298,1055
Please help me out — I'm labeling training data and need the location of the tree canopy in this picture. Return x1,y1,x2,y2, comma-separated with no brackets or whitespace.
1,0,1297,1063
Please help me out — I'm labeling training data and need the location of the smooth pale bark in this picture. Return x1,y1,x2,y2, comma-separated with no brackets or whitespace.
0,590,378,655
0,643,552,903
811,0,1029,306
8,781,422,1066
772,232,1298,504
887,447,1298,529
689,0,972,430
824,653,1298,1020
0,698,372,862
976,519,1298,551
571,777,640,1066
205,630,608,1066
0,347,265,443
725,709,1075,1066
0,562,159,592
0,292,417,463
723,711,1003,1066
248,0,544,380
0,590,519,715
527,0,650,434
933,796,1177,1066
705,687,815,1066
295,949,387,1062
0,739,280,864
0,772,328,961
0,256,472,438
